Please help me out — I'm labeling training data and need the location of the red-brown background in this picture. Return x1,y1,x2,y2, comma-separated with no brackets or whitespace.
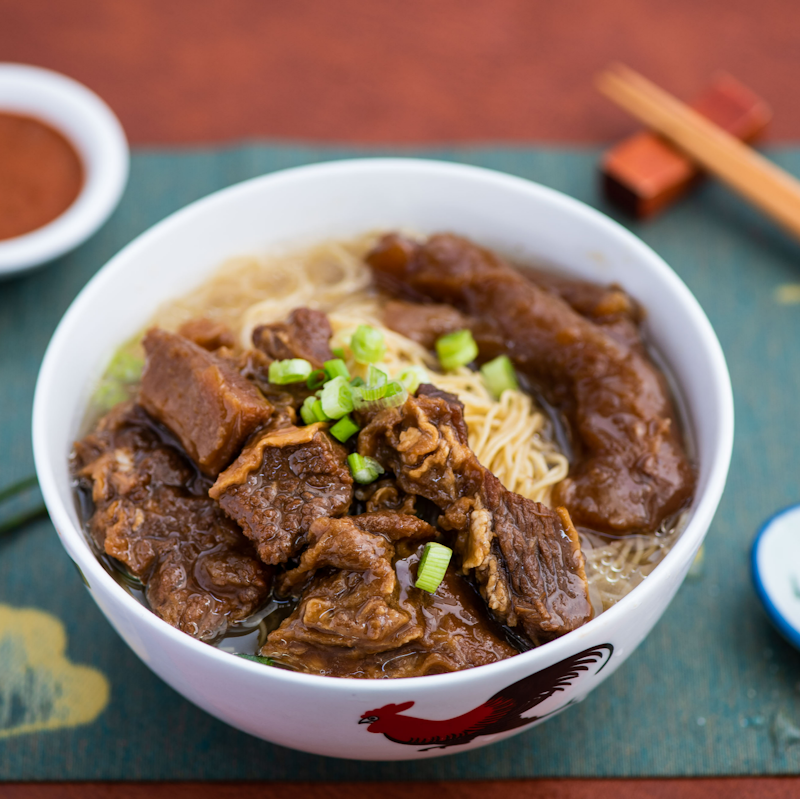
2,0,799,145
3,0,799,795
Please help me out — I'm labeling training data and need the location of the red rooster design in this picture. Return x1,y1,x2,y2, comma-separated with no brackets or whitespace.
359,644,613,750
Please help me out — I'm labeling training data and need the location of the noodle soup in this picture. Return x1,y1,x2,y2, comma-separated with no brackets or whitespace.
73,232,693,676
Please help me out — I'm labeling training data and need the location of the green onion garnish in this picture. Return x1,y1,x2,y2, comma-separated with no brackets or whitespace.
106,351,145,383
235,653,274,666
330,414,360,443
414,542,453,594
436,329,478,371
480,355,519,398
300,396,318,425
268,358,313,385
381,381,408,404
347,453,385,484
350,376,366,388
398,366,428,395
351,325,386,363
312,398,331,422
331,346,346,360
92,381,130,411
367,364,387,386
320,375,354,419
357,366,388,403
324,358,351,381
306,369,327,390
352,380,408,411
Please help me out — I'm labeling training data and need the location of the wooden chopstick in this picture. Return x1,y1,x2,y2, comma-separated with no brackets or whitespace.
596,63,800,241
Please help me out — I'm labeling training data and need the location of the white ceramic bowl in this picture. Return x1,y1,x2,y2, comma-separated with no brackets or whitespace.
0,63,129,278
32,159,734,760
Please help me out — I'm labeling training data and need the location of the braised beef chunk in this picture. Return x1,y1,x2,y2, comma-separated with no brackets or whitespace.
444,472,589,644
210,423,353,565
177,317,236,352
252,307,334,369
358,392,592,642
352,511,438,542
71,403,270,641
261,516,516,677
382,299,470,350
366,233,695,534
140,328,272,477
416,383,470,442
358,391,479,507
355,478,417,515
237,348,308,432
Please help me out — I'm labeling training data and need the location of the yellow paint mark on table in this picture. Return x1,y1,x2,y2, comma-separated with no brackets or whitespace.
775,284,800,305
0,604,109,738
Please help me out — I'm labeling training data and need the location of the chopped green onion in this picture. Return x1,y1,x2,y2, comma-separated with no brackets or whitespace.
358,385,384,402
480,355,519,398
367,364,388,386
330,414,360,443
324,358,351,381
312,399,331,422
414,542,453,594
436,329,478,371
268,358,313,385
331,346,346,360
306,369,327,390
300,396,318,425
358,366,388,403
351,324,386,363
106,351,144,383
398,366,428,394
92,381,130,412
320,375,354,419
236,653,274,666
352,380,409,411
350,376,365,388
381,381,408,404
347,453,385,484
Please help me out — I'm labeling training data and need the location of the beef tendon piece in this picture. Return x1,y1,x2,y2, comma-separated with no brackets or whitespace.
358,392,592,644
252,307,334,369
209,423,353,565
366,233,695,534
71,403,270,642
521,268,644,351
140,328,272,476
261,515,516,677
382,299,470,350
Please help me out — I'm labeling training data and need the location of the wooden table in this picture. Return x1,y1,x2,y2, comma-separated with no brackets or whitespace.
3,1,800,795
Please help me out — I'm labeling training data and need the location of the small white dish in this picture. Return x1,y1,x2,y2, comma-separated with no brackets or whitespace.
752,504,800,649
0,63,129,278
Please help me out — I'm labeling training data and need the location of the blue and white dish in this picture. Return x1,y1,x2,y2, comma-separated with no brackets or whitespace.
752,504,800,650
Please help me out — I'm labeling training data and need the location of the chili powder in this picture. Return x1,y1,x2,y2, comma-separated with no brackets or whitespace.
0,112,83,241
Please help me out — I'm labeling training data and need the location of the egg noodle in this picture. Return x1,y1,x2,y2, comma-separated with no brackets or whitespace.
150,235,685,614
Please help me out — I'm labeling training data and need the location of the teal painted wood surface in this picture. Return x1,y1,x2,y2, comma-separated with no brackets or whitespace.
2,145,800,779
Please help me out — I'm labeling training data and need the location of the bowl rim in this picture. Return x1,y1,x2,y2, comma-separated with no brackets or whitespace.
33,156,734,693
0,62,129,277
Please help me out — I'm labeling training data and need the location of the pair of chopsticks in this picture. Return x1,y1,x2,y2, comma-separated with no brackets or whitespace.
0,475,47,535
597,63,800,241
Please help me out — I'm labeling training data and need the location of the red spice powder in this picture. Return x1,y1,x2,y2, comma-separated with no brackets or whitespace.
0,112,84,241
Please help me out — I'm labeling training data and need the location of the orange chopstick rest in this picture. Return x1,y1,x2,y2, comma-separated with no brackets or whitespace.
601,73,771,218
